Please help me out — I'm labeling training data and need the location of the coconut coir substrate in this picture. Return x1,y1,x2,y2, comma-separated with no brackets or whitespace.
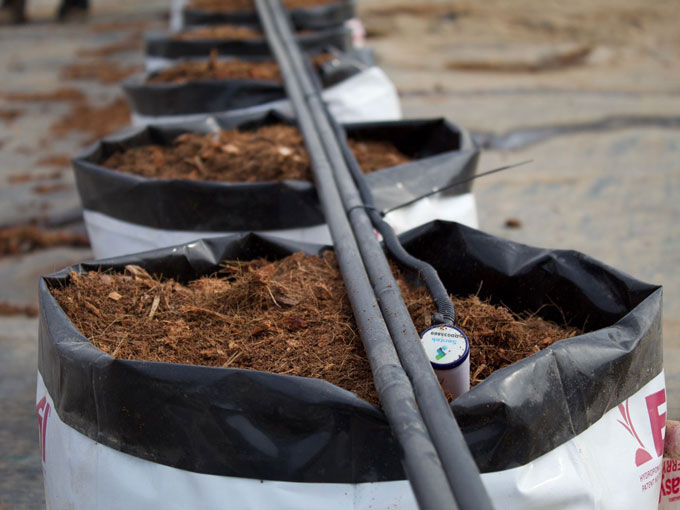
101,124,411,181
173,24,263,41
187,0,336,13
147,51,333,83
173,25,311,41
52,252,582,405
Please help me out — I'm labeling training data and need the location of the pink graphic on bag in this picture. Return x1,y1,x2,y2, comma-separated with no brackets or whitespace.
618,398,653,466
617,389,666,468
36,395,51,462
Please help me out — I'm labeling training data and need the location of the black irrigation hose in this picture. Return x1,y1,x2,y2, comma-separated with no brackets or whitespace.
326,116,456,326
255,1,459,508
298,37,454,328
256,2,494,509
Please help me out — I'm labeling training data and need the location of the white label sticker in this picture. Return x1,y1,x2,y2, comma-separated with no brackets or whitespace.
420,325,469,368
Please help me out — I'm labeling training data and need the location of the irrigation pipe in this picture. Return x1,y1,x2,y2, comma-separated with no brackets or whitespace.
256,2,494,509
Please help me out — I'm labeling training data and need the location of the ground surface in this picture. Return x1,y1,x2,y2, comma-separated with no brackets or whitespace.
0,0,678,507
359,0,680,419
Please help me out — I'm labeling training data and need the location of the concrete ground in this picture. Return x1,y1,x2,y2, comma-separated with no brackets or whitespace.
360,0,679,417
0,0,678,507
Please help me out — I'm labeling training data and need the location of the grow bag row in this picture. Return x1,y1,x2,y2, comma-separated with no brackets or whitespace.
171,0,355,32
123,48,401,126
145,25,352,72
36,222,665,509
73,110,479,258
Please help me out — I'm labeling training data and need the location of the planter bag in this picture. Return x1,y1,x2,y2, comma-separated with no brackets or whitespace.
144,26,352,73
37,221,665,509
179,0,355,32
73,111,478,258
123,49,401,126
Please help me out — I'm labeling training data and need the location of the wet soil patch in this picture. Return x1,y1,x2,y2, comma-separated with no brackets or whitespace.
101,124,411,181
52,252,581,405
1,88,85,103
36,154,72,168
89,21,151,34
147,51,332,83
0,109,23,123
77,32,144,58
445,45,593,73
0,87,126,145
50,96,130,145
0,302,38,318
7,170,63,184
32,184,72,195
60,61,141,84
0,225,89,256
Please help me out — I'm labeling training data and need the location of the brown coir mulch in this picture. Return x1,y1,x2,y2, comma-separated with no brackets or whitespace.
188,0,336,13
0,226,89,256
102,124,411,181
52,252,582,405
173,24,262,41
147,51,333,83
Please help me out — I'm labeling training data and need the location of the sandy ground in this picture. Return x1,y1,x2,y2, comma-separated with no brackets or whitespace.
0,0,678,506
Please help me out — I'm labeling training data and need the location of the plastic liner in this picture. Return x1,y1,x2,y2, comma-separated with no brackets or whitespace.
183,0,355,31
145,25,352,61
72,111,478,232
38,221,663,481
123,48,374,118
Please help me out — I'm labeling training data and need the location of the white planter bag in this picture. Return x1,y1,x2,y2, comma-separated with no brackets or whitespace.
73,113,479,258
127,65,402,127
37,223,666,509
36,372,667,510
145,25,352,73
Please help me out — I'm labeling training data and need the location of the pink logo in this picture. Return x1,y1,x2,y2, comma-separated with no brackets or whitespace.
36,396,51,462
645,389,666,457
617,388,667,467
661,460,680,501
